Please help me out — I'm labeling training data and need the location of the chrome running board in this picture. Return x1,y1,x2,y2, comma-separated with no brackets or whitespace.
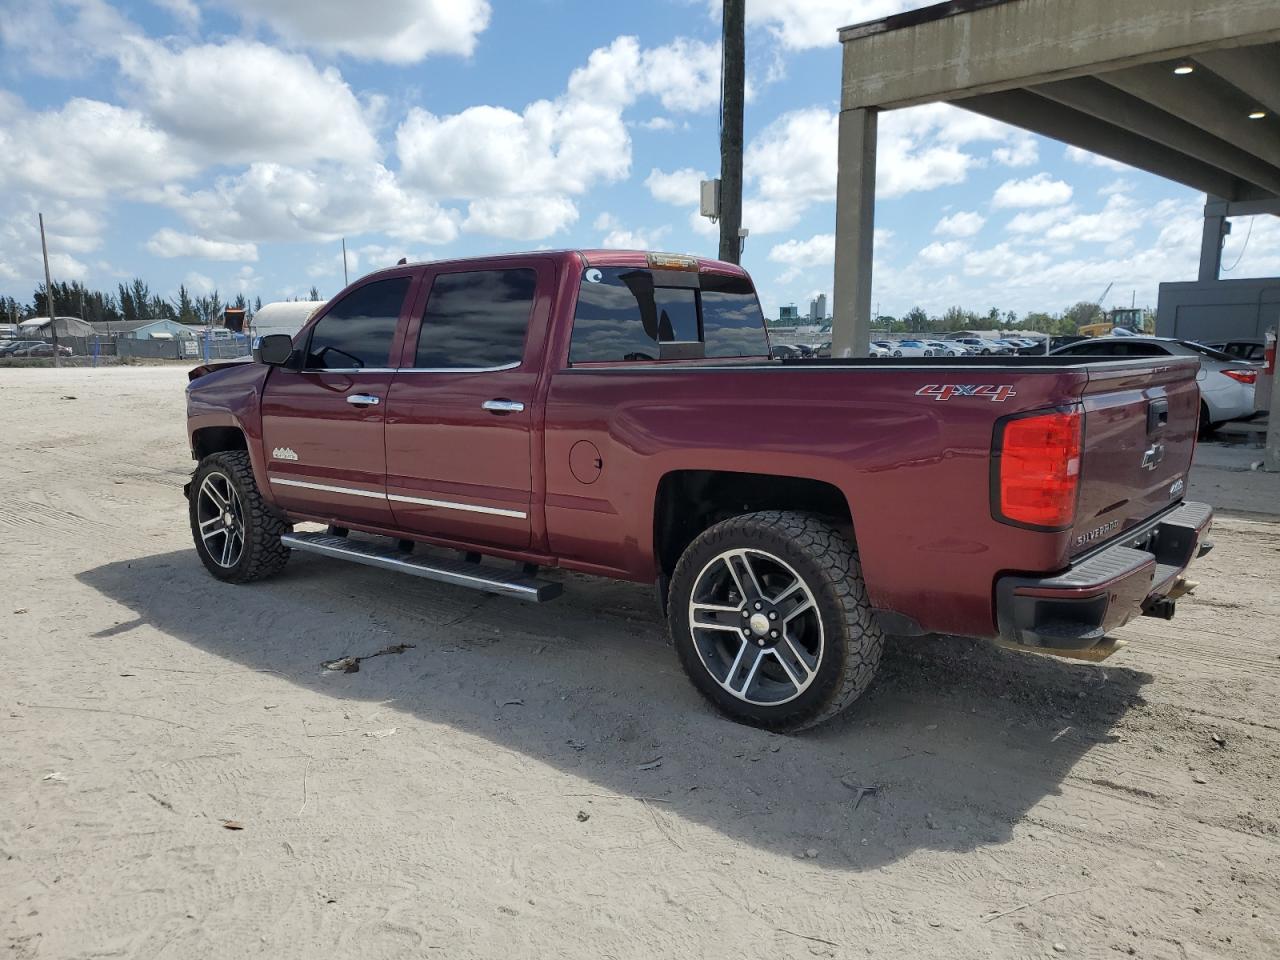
281,533,562,602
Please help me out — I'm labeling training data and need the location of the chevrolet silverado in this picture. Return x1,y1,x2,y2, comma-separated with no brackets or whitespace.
185,250,1213,730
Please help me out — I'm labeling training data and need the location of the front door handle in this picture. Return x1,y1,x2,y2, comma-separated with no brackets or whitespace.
347,394,380,407
482,399,525,414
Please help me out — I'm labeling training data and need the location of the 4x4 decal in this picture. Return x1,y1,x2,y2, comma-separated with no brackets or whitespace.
916,384,1018,402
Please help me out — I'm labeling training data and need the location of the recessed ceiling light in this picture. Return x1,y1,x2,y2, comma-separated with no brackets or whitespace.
1248,110,1267,120
1173,63,1194,75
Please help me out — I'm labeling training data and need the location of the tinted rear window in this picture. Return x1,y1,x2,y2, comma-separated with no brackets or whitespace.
416,269,537,369
569,267,769,363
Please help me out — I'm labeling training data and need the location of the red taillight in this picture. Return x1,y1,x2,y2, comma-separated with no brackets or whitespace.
995,409,1082,529
1222,368,1257,385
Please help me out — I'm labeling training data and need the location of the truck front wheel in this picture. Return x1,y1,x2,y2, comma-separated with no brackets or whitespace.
189,451,291,583
667,511,884,731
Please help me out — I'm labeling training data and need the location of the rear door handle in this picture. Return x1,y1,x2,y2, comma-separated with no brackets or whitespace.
482,399,525,414
347,394,380,407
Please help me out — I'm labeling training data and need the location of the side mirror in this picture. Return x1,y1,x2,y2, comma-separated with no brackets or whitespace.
253,334,295,366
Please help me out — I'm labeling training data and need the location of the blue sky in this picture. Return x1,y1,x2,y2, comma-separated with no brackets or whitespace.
1,0,1277,320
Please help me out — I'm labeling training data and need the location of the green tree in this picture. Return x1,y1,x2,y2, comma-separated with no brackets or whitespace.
940,306,979,331
173,284,199,324
1063,300,1104,330
253,295,263,313
308,285,321,301
195,291,224,326
902,306,929,332
32,281,120,324
1020,311,1056,333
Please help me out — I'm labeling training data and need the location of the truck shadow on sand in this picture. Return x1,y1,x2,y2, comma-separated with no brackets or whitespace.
78,545,1153,871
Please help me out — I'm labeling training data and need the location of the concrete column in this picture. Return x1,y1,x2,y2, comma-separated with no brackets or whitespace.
1197,199,1229,283
832,107,877,359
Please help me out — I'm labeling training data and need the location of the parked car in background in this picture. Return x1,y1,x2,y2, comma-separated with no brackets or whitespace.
889,339,934,357
771,343,803,360
15,345,73,360
951,336,1013,355
0,340,49,357
925,340,968,357
1050,334,1088,352
868,344,890,358
1203,338,1265,363
814,340,832,358
1049,336,1258,434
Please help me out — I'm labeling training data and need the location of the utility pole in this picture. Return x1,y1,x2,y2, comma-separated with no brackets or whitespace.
718,0,745,265
341,237,349,286
39,213,61,369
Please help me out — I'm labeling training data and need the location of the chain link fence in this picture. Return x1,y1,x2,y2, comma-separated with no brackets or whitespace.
9,332,253,363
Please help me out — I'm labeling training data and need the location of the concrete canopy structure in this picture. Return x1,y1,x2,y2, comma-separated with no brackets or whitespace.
832,0,1280,357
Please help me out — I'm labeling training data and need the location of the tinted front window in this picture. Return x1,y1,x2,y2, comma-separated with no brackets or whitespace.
569,267,768,363
305,277,408,369
416,269,536,369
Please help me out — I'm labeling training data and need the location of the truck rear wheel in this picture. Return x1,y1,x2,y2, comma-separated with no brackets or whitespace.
667,511,884,731
189,451,291,583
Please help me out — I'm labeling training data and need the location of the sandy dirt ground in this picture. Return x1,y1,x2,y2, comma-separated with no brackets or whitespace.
2,366,1278,960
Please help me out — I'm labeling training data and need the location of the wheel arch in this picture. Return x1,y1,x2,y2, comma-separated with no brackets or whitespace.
191,424,249,461
652,469,855,581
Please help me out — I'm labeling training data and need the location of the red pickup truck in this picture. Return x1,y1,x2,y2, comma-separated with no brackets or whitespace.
185,250,1213,730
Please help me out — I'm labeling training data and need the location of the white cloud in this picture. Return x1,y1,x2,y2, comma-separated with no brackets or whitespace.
1006,205,1077,235
307,249,353,279
154,0,200,27
1043,193,1141,246
646,167,708,206
992,136,1038,168
463,195,578,240
118,39,379,166
0,197,100,284
0,0,133,77
640,117,677,132
397,101,628,199
185,271,215,294
567,36,720,113
769,233,835,267
768,233,834,281
728,0,914,50
992,173,1074,208
396,35,718,241
736,103,1018,235
919,240,969,266
742,108,836,234
1065,146,1129,171
167,162,460,245
146,228,258,261
212,0,490,62
599,223,669,250
0,98,197,199
934,211,985,238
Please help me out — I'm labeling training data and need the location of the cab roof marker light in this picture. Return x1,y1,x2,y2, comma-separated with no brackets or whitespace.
647,253,700,272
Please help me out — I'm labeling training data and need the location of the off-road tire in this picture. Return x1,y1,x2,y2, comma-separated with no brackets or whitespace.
189,451,291,583
668,511,884,731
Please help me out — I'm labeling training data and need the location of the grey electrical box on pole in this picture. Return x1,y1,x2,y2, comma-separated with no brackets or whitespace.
700,179,721,220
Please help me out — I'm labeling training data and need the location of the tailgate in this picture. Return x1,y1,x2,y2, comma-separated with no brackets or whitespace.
1070,358,1199,556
